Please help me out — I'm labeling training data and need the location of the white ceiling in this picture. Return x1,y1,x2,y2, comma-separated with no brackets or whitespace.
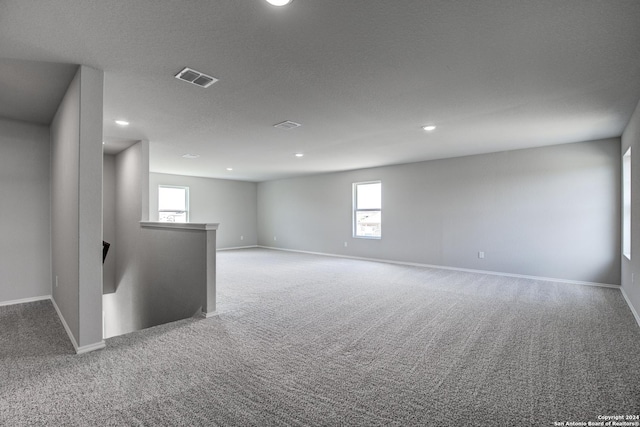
0,59,78,125
1,0,640,182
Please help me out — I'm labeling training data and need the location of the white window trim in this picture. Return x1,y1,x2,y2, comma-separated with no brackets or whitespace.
158,185,190,223
353,181,382,239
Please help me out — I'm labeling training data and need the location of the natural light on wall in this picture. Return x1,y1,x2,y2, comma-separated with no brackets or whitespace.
158,185,189,223
353,181,382,238
623,148,631,260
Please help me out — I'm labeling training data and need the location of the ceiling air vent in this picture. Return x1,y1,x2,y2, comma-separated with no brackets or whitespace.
273,120,302,130
175,67,218,88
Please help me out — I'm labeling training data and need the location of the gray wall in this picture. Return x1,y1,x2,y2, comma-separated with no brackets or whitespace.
258,139,621,285
0,118,51,303
77,66,104,347
622,99,640,321
103,154,116,294
105,141,144,337
51,70,81,339
50,66,104,349
149,173,257,249
104,143,209,338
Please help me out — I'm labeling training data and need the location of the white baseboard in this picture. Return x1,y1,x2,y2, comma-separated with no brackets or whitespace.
0,295,51,307
50,297,80,351
257,245,620,289
202,310,219,318
76,341,106,354
50,297,105,354
621,287,640,328
217,245,258,251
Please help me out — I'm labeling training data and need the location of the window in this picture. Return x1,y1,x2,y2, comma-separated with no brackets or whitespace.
353,181,381,238
623,148,631,260
158,185,189,223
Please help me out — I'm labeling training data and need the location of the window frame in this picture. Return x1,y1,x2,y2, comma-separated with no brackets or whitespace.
352,181,382,239
158,185,190,223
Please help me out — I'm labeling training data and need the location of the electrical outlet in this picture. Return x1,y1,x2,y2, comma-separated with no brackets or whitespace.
55,275,58,287
240,235,244,241
274,236,277,241
344,242,348,247
478,251,485,259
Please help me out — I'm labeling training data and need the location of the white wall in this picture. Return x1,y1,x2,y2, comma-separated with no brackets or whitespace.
77,66,104,348
50,66,104,351
149,173,257,249
0,118,51,303
51,70,80,338
105,142,145,336
103,154,116,294
622,99,640,323
258,139,621,285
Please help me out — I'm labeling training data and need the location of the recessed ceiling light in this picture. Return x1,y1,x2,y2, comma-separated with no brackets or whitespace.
182,154,200,159
226,167,233,171
294,153,304,158
266,0,292,6
422,125,436,131
115,120,130,126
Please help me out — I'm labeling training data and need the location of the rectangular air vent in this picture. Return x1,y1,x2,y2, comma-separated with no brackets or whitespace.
175,67,218,88
273,120,302,130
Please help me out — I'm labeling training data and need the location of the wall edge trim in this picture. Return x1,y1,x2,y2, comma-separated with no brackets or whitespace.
51,296,80,352
257,246,620,289
621,287,640,328
51,296,104,354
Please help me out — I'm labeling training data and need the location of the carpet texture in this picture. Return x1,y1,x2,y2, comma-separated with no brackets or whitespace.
1,248,639,426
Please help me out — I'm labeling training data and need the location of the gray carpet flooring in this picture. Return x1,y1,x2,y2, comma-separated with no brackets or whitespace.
1,248,639,426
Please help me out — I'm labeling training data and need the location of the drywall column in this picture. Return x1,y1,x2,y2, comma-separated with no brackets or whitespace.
77,66,104,350
622,99,640,326
51,65,104,353
205,226,217,316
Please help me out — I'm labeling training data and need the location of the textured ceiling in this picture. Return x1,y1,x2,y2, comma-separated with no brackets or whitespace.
1,0,640,181
0,59,77,125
